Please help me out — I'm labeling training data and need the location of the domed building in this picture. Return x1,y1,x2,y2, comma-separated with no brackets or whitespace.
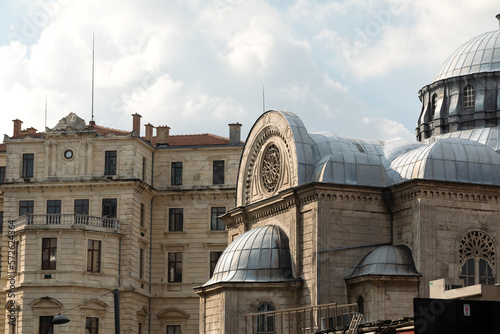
195,15,500,333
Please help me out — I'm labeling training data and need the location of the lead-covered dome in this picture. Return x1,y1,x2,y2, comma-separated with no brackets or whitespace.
432,30,500,83
203,225,295,286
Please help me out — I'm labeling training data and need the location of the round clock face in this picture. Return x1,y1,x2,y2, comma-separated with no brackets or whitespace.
64,149,74,159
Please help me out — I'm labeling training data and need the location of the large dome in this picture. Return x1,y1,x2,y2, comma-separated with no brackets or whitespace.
432,30,500,82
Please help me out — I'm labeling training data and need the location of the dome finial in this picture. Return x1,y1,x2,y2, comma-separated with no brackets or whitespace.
497,13,500,29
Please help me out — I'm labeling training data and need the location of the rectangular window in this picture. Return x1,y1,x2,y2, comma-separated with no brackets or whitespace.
138,323,142,334
85,317,99,334
74,199,89,215
140,248,144,280
87,240,101,272
0,166,5,183
39,316,54,334
169,208,183,232
210,251,223,277
140,203,145,227
14,240,19,273
142,157,146,181
22,153,34,178
46,200,61,224
19,200,34,216
210,207,226,231
171,162,182,185
102,198,117,218
41,238,57,270
168,252,182,282
213,160,224,185
104,150,117,175
166,325,181,334
0,211,3,234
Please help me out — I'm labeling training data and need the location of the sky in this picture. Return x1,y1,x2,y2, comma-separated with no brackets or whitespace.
0,0,499,143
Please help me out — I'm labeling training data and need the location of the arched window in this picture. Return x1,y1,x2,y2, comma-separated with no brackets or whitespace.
255,302,275,334
357,295,364,315
464,85,475,108
458,230,495,286
430,94,437,120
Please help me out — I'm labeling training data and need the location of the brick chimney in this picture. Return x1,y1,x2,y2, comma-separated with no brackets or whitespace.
228,123,242,145
132,113,142,136
156,126,170,145
13,119,23,137
145,123,154,142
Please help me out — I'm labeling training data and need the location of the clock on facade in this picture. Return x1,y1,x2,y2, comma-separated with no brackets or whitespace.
64,149,74,159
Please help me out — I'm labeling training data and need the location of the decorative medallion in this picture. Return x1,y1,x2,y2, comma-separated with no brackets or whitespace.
261,144,281,193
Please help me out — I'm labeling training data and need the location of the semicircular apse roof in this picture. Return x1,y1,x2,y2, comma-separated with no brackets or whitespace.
388,138,500,185
432,30,500,82
203,225,295,286
346,245,420,279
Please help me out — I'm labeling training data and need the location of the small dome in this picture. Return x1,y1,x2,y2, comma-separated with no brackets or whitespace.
432,30,500,82
203,225,294,286
346,245,420,279
312,151,390,187
389,138,500,185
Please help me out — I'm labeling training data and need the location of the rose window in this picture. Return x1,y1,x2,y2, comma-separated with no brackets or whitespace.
261,144,281,193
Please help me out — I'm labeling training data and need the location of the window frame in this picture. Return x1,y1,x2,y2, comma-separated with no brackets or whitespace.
41,237,57,270
85,316,99,334
171,162,183,186
255,302,275,334
168,208,184,232
87,239,101,273
166,325,181,334
168,252,183,283
39,315,54,334
210,251,223,277
104,150,117,175
140,248,144,280
0,166,6,183
464,84,475,109
102,198,117,218
22,153,34,178
212,160,225,185
46,199,61,224
210,207,226,231
140,203,145,227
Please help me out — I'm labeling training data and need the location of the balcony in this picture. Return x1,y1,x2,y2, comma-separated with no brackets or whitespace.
245,302,358,334
12,214,119,231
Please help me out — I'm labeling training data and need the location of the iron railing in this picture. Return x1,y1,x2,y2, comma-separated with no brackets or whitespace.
245,302,358,334
12,214,119,230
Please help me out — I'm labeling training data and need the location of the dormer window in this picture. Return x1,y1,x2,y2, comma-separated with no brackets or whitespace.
464,85,475,108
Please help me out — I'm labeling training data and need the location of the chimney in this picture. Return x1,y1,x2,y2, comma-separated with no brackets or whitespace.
497,14,500,29
132,113,142,136
13,119,23,137
145,123,154,142
156,126,170,145
228,123,242,145
21,127,37,136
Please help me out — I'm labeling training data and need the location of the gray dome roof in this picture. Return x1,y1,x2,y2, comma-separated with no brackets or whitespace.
346,245,420,279
203,225,295,286
388,138,500,185
432,30,500,82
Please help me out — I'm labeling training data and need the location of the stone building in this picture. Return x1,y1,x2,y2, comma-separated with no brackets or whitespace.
195,16,500,333
0,113,243,333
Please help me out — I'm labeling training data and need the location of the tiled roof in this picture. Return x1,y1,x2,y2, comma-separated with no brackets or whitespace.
93,125,131,136
162,134,230,147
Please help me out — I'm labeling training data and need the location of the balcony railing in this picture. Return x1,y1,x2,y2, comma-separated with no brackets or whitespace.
13,214,119,230
245,302,358,334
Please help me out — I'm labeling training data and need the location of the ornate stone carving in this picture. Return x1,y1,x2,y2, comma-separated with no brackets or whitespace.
261,144,281,193
459,230,495,266
48,112,88,132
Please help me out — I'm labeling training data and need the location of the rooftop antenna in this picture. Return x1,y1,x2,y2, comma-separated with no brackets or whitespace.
44,94,47,131
262,85,266,113
91,32,95,124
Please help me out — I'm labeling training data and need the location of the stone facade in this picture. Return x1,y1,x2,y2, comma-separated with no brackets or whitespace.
0,113,243,333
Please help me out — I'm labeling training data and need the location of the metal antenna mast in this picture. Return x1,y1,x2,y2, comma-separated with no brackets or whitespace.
44,94,47,130
262,85,266,113
91,32,95,123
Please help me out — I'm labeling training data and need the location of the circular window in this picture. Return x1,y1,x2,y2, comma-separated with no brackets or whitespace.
64,149,74,160
261,144,281,193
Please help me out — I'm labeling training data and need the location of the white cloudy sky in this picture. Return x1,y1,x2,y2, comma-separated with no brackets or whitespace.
0,0,498,142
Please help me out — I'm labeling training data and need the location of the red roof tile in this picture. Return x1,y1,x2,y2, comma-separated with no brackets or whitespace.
93,125,131,136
